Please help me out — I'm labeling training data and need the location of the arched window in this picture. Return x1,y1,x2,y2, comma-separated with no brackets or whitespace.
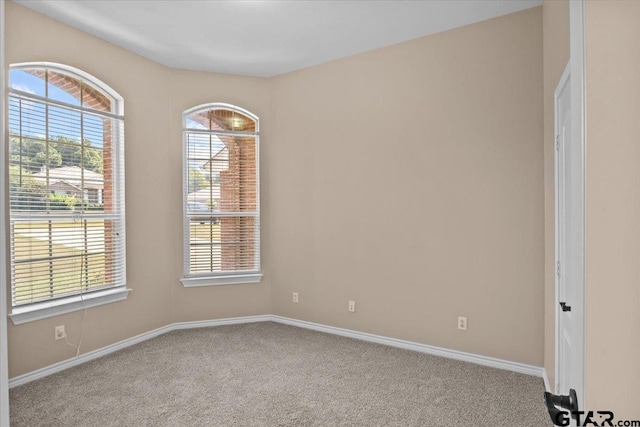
181,104,261,286
7,63,127,323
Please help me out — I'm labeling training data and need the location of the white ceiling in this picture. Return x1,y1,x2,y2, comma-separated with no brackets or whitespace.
14,0,542,77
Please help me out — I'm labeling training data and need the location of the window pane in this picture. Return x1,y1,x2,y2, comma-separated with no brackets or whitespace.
185,108,256,132
82,148,106,212
48,106,81,143
217,136,257,212
9,68,46,96
189,216,258,273
185,110,210,130
82,82,111,113
11,219,112,306
185,133,256,213
8,149,47,212
208,109,256,132
9,95,47,140
47,71,81,106
9,136,74,212
83,115,106,148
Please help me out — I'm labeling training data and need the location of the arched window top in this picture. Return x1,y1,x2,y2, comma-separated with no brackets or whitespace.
184,103,258,133
9,62,123,116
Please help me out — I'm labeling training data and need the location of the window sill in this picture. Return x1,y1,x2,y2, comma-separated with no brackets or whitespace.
9,287,132,325
180,273,263,288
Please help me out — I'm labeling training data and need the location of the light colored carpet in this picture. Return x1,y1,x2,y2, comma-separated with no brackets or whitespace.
10,322,551,426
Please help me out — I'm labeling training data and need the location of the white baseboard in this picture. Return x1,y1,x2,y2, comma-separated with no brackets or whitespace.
8,315,271,388
9,323,172,388
9,314,544,388
542,368,552,392
272,316,545,378
172,314,273,331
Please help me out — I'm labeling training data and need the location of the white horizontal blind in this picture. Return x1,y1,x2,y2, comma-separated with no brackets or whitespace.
8,66,125,307
183,105,259,277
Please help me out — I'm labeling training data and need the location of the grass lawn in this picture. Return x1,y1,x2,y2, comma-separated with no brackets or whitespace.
13,219,108,231
188,221,256,272
189,222,221,241
12,230,107,306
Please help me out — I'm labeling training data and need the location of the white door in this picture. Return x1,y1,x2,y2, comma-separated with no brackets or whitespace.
555,64,584,411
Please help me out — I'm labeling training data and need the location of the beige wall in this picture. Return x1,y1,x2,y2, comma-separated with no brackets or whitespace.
542,0,569,393
268,8,544,365
168,70,272,323
5,2,271,377
584,1,640,416
5,3,547,378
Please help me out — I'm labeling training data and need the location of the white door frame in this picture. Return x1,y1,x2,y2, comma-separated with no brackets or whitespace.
569,0,586,407
554,0,586,409
554,62,570,397
0,1,10,426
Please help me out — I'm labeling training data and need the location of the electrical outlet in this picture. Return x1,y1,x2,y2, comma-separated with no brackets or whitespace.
54,325,66,341
348,300,356,313
458,317,467,331
292,292,299,303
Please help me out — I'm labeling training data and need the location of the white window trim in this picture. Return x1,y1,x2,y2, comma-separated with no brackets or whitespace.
7,62,128,322
9,287,132,325
180,273,262,287
0,2,10,423
181,103,261,287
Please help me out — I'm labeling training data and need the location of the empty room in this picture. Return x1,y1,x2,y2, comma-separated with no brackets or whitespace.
0,0,639,426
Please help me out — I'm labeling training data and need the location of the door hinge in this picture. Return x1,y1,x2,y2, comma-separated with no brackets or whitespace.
555,135,560,151
556,260,561,277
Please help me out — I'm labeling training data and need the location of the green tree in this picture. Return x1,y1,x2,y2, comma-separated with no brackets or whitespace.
10,137,61,173
8,165,47,210
9,135,104,174
53,136,104,174
188,167,209,193
47,193,78,211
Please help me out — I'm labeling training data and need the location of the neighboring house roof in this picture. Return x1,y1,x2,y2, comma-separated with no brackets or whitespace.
187,187,220,203
48,180,82,193
34,166,104,190
202,147,229,174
